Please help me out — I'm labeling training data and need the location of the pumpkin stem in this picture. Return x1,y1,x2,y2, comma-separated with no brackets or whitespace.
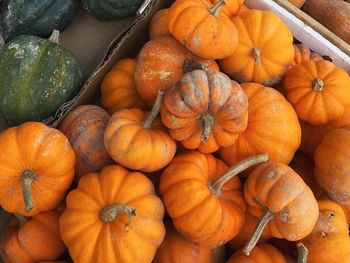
14,213,27,225
209,0,226,17
21,170,37,212
141,90,164,128
243,208,274,256
251,48,261,64
48,30,60,44
312,78,324,92
200,114,215,142
209,154,269,197
100,204,137,229
183,59,207,73
297,243,308,263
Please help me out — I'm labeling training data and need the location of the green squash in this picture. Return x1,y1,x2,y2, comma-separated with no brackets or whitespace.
0,31,83,126
0,0,78,43
81,0,143,21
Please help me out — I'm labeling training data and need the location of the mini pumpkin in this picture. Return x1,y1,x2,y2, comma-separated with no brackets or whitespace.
149,9,170,39
0,211,65,263
101,58,147,114
291,44,322,67
220,83,301,167
284,60,350,125
59,105,113,181
161,67,248,153
60,165,166,263
168,0,238,59
0,122,75,216
135,35,218,103
243,161,319,255
160,151,268,248
204,0,244,18
104,91,176,172
235,4,250,16
220,10,294,86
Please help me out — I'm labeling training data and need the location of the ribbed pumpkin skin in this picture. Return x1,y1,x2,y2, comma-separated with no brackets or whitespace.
81,0,143,20
60,165,166,263
0,0,78,42
149,9,170,39
205,0,244,18
220,83,301,167
0,211,65,263
291,44,322,67
0,35,82,126
59,105,113,181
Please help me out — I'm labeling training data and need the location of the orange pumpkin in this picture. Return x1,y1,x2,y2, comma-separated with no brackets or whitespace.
0,211,65,263
160,152,268,248
289,152,324,198
104,91,176,172
168,0,238,59
204,0,244,18
330,106,350,129
291,44,322,67
161,67,248,153
227,244,294,263
135,35,219,103
314,128,350,206
220,83,301,167
285,60,350,125
59,105,113,181
149,9,170,39
301,199,350,263
235,4,250,17
288,0,306,8
0,122,75,216
243,161,319,255
220,10,294,86
101,58,147,115
60,165,166,263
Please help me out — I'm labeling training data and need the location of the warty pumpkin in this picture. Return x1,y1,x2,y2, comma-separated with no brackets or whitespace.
59,105,113,182
161,66,248,153
0,122,75,216
149,9,170,39
243,161,319,255
301,199,350,263
220,83,301,167
60,165,166,263
104,91,176,172
291,44,322,67
135,35,219,103
204,0,244,18
0,211,65,263
160,152,268,248
101,58,147,114
284,60,350,125
168,0,238,59
314,128,350,206
219,10,294,86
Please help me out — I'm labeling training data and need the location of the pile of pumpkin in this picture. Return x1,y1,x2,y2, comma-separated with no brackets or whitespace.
1,0,350,262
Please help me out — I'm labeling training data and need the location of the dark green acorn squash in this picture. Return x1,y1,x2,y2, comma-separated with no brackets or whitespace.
81,0,143,21
0,0,78,43
0,31,83,126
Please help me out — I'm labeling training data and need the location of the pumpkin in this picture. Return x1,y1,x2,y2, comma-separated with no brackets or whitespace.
104,91,176,172
204,0,244,18
284,60,350,125
0,122,75,216
219,10,294,86
301,199,350,263
314,128,350,206
101,58,147,115
59,105,113,181
288,0,305,8
81,0,143,20
227,244,293,263
160,152,268,248
330,106,350,129
0,0,78,43
0,211,65,263
229,210,272,249
0,31,82,126
291,44,322,67
269,238,297,259
220,83,301,167
235,4,250,17
60,164,166,263
289,152,324,198
161,67,248,153
135,35,219,103
168,0,238,59
243,161,319,255
149,9,170,39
